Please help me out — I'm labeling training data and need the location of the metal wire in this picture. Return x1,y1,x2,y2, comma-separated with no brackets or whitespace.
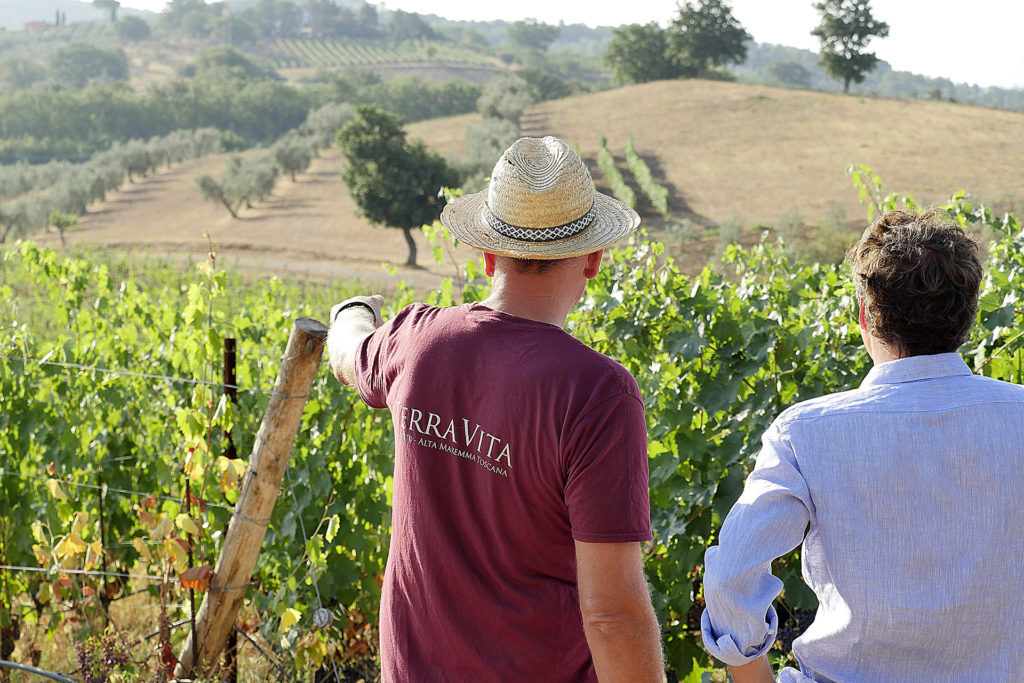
0,564,177,583
0,660,78,683
0,354,312,400
233,626,292,682
0,469,233,512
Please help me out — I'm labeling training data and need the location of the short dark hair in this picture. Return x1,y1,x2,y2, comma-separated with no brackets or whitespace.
498,256,570,275
846,209,983,356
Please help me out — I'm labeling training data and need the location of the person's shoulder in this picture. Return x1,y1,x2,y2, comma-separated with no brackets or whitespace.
772,386,868,431
559,337,641,399
968,373,1024,397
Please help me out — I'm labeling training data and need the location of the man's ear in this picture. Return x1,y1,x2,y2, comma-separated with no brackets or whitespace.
483,252,497,277
583,249,604,280
858,298,868,331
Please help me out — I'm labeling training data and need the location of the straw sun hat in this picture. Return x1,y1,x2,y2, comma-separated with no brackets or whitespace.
440,136,640,259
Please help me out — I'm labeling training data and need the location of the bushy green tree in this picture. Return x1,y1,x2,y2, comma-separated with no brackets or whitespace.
812,0,890,93
116,15,151,42
0,203,28,243
47,210,78,248
463,117,519,178
336,105,459,267
186,46,279,83
387,10,436,41
49,44,129,89
507,18,559,52
603,23,682,84
271,134,314,181
668,0,751,78
0,56,47,90
196,154,278,218
477,73,536,126
92,0,120,24
514,67,574,101
245,0,302,39
303,102,355,149
766,60,812,88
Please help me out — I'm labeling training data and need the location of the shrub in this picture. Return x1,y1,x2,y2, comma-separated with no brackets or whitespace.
625,135,671,218
596,138,637,210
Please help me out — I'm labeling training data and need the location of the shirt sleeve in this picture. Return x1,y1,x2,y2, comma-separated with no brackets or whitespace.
564,393,652,543
354,304,415,409
701,419,814,667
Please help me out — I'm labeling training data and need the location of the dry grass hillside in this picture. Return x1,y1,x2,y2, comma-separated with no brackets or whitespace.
36,79,1024,286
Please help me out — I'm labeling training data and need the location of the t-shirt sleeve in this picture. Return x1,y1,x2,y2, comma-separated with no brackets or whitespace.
564,392,652,543
353,304,415,409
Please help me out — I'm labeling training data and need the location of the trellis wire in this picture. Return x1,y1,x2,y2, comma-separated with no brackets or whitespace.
0,355,313,400
1,337,340,679
0,469,235,512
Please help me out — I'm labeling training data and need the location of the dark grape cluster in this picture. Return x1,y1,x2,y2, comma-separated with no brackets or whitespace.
775,608,816,654
75,628,136,683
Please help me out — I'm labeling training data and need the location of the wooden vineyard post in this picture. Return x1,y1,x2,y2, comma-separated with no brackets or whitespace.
174,318,328,678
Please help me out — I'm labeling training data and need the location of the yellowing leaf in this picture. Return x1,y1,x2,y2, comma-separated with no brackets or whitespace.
133,538,152,562
279,607,301,633
163,538,189,573
72,511,89,535
176,514,202,537
46,478,68,502
216,456,247,494
150,515,174,540
32,544,51,566
31,522,47,545
136,506,157,529
54,533,87,557
36,582,52,606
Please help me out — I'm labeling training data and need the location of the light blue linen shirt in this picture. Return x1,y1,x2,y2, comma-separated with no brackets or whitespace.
701,352,1024,682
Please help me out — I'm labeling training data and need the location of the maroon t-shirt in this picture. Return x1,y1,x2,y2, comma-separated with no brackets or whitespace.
354,302,651,682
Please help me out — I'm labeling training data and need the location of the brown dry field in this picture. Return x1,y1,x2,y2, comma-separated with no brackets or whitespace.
34,79,1024,285
33,149,457,291
526,79,1024,220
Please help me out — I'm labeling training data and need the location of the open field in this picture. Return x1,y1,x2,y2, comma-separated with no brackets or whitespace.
30,148,457,290
30,79,1024,281
521,79,1024,227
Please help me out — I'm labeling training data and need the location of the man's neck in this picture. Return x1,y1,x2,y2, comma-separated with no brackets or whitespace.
481,274,581,329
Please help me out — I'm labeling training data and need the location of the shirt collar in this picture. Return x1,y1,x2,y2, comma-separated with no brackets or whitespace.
861,352,974,387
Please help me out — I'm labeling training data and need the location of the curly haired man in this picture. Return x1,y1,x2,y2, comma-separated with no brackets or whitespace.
701,209,1024,682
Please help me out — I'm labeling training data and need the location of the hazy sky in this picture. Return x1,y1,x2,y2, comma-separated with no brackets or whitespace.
118,0,1024,88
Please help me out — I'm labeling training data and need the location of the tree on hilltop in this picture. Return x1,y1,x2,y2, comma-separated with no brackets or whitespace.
336,106,459,268
507,19,560,52
668,0,751,78
116,15,151,42
603,23,683,85
93,0,120,24
49,43,129,88
812,0,890,93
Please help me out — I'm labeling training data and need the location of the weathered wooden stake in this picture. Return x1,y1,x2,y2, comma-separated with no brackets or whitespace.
175,318,328,678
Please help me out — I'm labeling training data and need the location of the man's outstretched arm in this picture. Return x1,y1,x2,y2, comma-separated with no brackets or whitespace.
327,295,384,386
575,541,664,682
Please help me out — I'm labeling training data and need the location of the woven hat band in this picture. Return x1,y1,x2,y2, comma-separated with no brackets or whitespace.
483,201,597,243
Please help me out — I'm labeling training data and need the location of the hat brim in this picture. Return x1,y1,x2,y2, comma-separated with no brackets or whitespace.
440,189,640,260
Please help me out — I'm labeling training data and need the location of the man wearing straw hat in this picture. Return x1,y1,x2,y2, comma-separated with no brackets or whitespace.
327,136,663,681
